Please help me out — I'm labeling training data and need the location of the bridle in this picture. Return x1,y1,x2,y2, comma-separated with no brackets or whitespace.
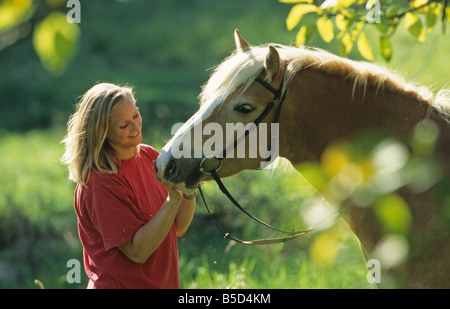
197,63,316,245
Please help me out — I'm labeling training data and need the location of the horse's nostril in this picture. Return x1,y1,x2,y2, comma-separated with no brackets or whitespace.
164,158,178,181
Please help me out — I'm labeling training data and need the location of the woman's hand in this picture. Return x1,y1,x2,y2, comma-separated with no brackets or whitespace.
152,161,183,204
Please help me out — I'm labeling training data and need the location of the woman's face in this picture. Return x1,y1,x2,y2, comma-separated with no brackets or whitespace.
108,98,142,159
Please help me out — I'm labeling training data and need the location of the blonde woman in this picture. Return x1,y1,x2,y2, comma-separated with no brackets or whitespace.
62,83,196,289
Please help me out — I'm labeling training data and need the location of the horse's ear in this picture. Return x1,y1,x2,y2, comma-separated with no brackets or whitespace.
265,45,280,81
234,29,250,52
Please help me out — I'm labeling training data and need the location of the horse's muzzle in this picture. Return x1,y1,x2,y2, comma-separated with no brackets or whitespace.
156,151,204,191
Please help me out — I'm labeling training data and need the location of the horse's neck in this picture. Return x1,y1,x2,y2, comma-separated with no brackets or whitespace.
281,66,450,252
280,67,446,163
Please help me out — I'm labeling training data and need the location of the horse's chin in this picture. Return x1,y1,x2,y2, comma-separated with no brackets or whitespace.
173,174,207,194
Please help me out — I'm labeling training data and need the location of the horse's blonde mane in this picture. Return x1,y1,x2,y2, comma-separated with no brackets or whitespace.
200,44,449,120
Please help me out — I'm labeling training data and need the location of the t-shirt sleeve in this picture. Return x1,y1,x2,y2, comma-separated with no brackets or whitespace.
88,186,145,251
140,144,160,161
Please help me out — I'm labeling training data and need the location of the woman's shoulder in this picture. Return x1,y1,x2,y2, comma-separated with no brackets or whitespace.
139,144,160,160
83,169,122,192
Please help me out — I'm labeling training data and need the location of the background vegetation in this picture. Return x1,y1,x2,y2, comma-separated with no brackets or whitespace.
0,0,448,288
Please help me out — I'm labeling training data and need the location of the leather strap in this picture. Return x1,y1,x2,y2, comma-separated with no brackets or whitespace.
197,171,314,245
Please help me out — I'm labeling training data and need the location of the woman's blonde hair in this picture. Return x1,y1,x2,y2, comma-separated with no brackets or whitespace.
61,83,138,187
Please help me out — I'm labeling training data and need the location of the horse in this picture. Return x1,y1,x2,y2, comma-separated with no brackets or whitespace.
155,30,450,288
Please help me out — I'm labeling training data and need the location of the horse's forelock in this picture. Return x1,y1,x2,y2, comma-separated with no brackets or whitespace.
199,47,268,108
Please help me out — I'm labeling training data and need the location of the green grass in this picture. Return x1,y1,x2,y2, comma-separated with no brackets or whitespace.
0,130,83,288
178,164,374,289
0,131,374,289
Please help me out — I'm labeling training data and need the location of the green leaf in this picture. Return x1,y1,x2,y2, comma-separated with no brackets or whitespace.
386,4,400,18
0,0,35,32
335,13,349,31
357,31,373,60
279,0,313,3
375,194,412,235
286,4,318,31
337,0,357,8
378,35,392,62
404,12,426,42
338,33,353,56
316,16,334,43
32,12,80,76
375,14,390,34
409,0,429,14
294,162,328,191
295,23,317,46
426,7,437,32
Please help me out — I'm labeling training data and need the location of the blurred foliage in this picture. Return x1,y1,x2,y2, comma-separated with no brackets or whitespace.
0,0,448,288
32,11,80,75
0,0,82,75
280,0,450,61
0,0,293,136
289,119,450,275
180,157,372,288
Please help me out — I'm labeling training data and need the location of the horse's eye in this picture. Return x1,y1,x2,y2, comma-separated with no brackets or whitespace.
234,103,255,114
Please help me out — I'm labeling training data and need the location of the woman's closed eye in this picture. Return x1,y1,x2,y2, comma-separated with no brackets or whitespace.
119,112,140,129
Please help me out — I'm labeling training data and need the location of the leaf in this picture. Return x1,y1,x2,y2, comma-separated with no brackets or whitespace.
374,14,390,34
337,0,357,8
404,12,426,42
316,15,334,43
279,0,313,3
378,35,392,62
351,21,365,40
386,4,400,18
339,33,353,56
321,144,349,176
426,5,438,32
357,31,374,60
0,0,35,32
310,230,340,265
295,23,317,46
286,4,318,31
32,12,80,76
410,0,429,14
375,194,412,235
295,162,328,191
335,13,348,31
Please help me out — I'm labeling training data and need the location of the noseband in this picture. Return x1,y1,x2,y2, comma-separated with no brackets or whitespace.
197,64,315,245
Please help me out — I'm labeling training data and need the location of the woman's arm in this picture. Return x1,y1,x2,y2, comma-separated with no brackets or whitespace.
175,194,196,236
117,188,183,264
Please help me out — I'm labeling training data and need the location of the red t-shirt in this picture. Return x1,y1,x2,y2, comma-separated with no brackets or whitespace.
74,144,180,289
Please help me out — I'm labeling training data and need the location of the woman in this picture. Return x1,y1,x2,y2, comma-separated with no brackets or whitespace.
61,83,196,288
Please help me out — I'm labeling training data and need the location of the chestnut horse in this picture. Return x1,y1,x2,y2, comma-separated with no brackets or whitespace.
156,30,450,288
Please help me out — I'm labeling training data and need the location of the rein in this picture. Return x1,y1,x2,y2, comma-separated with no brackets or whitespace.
197,64,316,245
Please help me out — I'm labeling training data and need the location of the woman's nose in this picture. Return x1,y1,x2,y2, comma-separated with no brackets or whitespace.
130,121,140,131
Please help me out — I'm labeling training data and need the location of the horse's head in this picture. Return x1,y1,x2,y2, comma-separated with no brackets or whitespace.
156,30,287,192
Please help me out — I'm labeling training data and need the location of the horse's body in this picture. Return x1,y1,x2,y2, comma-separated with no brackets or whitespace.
156,30,450,288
